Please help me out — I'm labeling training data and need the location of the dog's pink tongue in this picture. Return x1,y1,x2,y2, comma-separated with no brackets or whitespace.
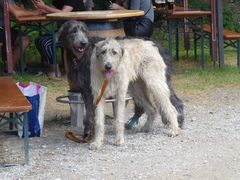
105,71,113,80
78,47,84,53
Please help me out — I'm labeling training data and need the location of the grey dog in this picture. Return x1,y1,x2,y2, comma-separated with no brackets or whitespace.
57,20,98,137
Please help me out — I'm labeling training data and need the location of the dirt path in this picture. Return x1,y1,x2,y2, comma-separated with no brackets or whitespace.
1,86,240,180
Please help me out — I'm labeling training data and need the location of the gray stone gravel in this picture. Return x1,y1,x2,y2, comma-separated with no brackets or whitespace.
0,87,240,180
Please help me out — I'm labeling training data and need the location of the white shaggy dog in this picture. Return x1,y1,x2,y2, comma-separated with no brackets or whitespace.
90,38,179,150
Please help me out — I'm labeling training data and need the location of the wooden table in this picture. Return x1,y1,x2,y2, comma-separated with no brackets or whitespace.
166,10,211,67
13,10,144,76
47,10,144,38
0,77,32,165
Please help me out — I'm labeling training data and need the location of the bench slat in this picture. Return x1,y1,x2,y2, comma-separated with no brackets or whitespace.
203,24,240,40
0,77,32,113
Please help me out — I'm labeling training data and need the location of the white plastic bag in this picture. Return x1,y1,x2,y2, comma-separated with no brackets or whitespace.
16,82,47,137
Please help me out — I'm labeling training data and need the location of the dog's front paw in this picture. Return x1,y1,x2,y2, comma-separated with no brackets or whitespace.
89,141,102,150
168,127,180,137
115,137,124,146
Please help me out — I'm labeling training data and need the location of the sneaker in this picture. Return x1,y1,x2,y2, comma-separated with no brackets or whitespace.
24,68,43,77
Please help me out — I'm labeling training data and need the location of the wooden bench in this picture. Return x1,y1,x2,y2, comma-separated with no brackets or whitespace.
0,77,32,165
194,24,240,66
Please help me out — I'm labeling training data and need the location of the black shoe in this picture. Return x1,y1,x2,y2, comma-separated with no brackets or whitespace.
24,68,43,77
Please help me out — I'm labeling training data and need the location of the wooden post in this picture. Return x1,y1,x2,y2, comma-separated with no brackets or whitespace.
217,0,224,67
3,0,14,73
210,0,218,65
183,0,190,55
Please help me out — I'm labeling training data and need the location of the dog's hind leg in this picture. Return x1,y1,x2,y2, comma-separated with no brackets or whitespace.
140,69,179,136
159,87,184,128
159,46,184,128
171,93,184,128
129,81,158,132
89,98,105,150
160,90,184,128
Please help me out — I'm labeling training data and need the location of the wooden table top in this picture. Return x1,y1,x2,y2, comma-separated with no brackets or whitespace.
47,10,144,21
167,10,211,19
0,77,32,113
15,15,48,23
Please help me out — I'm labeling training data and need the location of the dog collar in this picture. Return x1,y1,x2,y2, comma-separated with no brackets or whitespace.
72,58,78,69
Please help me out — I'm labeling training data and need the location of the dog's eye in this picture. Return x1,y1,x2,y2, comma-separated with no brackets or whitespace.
70,27,78,34
70,29,77,34
112,50,117,55
101,50,106,55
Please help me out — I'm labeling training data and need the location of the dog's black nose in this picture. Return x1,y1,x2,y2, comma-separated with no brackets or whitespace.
80,42,87,47
105,63,112,70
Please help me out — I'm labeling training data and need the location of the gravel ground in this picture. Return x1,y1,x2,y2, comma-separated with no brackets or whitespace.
1,86,240,180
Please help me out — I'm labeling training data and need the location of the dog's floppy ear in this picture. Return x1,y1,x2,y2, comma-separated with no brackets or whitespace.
56,20,76,42
118,41,124,57
56,21,69,42
95,40,105,58
78,21,89,34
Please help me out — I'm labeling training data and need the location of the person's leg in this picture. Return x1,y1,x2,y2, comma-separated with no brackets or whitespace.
35,34,61,78
123,20,137,36
49,64,61,78
125,102,144,129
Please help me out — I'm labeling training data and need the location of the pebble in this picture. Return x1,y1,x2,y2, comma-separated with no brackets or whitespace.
191,117,196,122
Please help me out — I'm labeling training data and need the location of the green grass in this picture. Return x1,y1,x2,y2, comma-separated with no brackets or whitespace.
151,24,240,95
173,63,240,95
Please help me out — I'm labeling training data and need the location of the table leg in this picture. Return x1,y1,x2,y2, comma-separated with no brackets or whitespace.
200,17,205,68
237,40,240,67
9,113,13,130
23,112,29,165
193,31,197,61
168,20,173,60
51,22,58,77
175,21,179,61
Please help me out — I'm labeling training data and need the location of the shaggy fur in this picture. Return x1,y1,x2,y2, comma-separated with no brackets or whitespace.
128,41,184,128
90,38,182,150
57,20,98,136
